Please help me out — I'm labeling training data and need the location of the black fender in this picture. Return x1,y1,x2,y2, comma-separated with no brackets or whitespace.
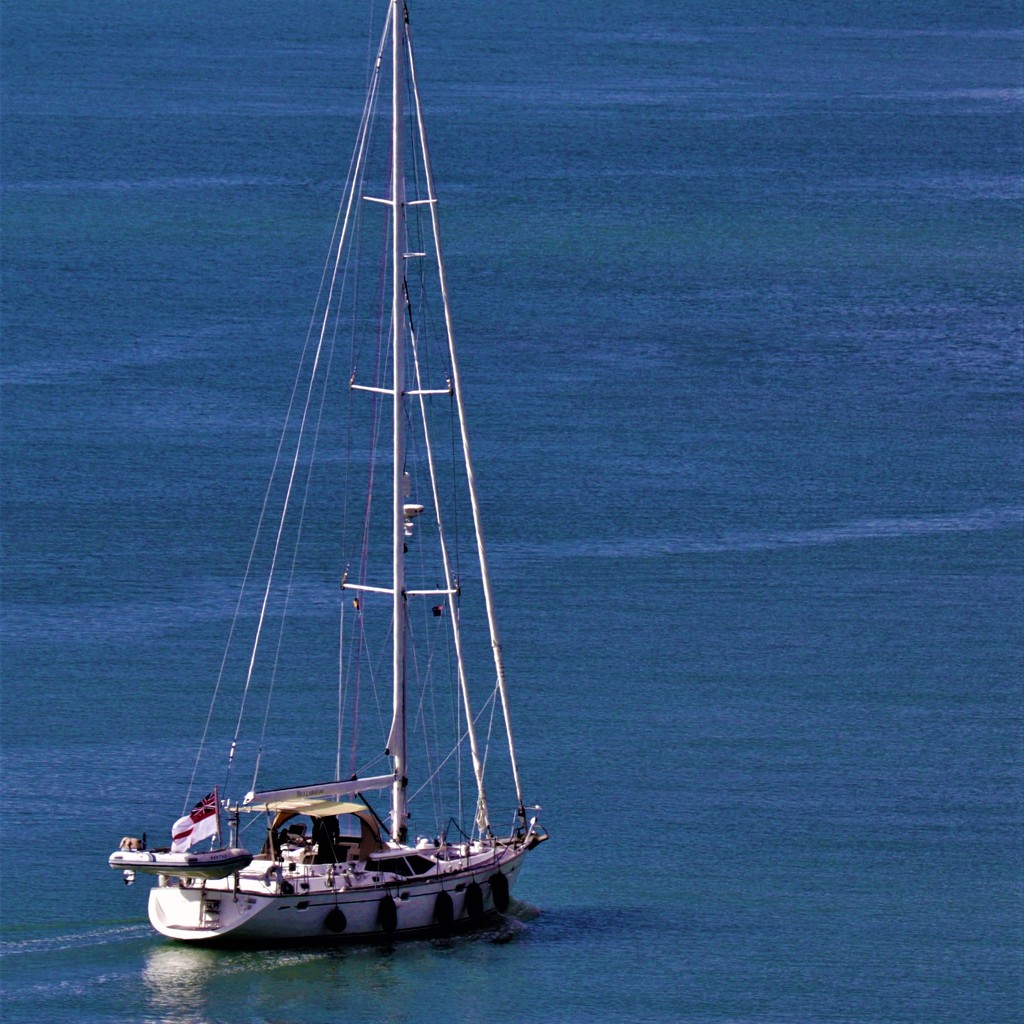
464,881,485,922
324,906,347,933
378,894,398,933
489,870,510,912
434,890,454,930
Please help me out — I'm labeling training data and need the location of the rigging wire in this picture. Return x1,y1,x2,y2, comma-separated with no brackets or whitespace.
250,299,339,791
407,16,527,818
221,15,392,800
408,681,500,806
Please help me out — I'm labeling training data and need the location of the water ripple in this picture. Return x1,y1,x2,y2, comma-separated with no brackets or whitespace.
528,507,1024,561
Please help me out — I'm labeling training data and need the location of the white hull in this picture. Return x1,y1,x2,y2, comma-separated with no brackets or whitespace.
147,841,530,945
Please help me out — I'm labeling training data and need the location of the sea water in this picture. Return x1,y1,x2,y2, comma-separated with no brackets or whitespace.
1,1,1021,1022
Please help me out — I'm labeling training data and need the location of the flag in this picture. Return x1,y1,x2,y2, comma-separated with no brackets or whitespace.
170,789,220,852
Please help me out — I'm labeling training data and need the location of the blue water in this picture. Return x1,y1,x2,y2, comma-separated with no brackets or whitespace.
2,1,1022,1021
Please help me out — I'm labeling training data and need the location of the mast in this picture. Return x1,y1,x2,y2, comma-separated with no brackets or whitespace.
389,0,408,845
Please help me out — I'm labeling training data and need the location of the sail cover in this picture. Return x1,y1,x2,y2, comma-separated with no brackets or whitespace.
238,775,396,815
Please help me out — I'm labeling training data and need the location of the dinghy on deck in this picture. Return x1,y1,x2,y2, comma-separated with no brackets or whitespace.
109,845,253,880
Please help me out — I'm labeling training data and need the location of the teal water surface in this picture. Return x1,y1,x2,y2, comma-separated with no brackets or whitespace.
2,1,1022,1022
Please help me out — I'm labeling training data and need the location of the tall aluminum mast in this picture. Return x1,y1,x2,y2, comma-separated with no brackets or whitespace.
389,0,408,844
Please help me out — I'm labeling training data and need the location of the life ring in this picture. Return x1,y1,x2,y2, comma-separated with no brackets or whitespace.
324,907,347,933
489,871,510,912
433,890,454,930
378,895,397,933
464,881,484,922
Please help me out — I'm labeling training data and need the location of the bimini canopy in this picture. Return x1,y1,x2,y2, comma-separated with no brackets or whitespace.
234,775,395,817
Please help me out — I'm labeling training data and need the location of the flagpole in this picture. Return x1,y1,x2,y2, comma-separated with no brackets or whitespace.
214,785,222,849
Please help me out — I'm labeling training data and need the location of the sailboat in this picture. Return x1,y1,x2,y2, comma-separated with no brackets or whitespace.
109,0,546,945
